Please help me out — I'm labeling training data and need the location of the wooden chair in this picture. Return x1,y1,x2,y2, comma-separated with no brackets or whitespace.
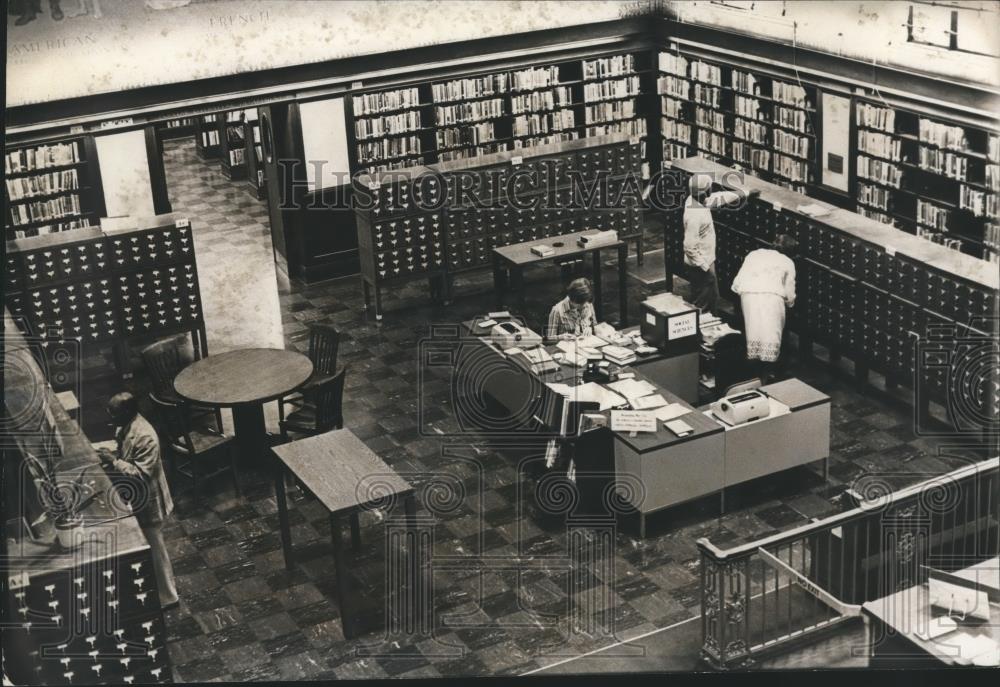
149,395,241,499
298,325,341,397
278,368,346,440
142,338,223,430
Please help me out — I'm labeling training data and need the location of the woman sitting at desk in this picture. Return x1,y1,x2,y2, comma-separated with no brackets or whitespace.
547,277,598,341
731,234,798,382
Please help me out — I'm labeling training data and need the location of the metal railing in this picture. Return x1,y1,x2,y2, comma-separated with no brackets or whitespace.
697,456,1000,669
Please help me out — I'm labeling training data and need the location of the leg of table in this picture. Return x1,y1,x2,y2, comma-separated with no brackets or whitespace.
617,243,628,327
350,512,361,551
274,463,294,570
375,286,383,322
330,512,355,638
514,267,525,311
639,512,646,540
231,403,267,467
492,253,506,308
363,280,372,314
591,250,604,323
636,235,645,266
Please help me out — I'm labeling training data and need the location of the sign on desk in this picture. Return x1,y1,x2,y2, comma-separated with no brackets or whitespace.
610,410,657,433
668,312,697,340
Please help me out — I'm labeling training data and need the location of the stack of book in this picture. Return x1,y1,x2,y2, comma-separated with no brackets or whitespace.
602,345,636,366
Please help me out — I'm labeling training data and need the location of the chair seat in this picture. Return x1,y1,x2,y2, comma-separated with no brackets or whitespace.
299,371,337,395
171,429,234,455
280,404,318,432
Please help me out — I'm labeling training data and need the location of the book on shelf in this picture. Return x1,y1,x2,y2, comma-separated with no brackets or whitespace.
690,60,722,86
5,141,81,174
434,98,505,125
660,95,684,119
513,110,575,136
662,141,689,164
731,70,760,95
658,52,688,76
9,218,92,240
918,146,968,180
918,118,968,151
916,225,962,251
697,129,727,157
734,95,764,120
6,169,80,200
774,105,810,133
734,118,769,145
358,135,422,163
960,185,998,219
584,101,635,125
510,65,560,91
694,106,726,134
856,103,895,132
438,142,508,162
857,155,902,187
772,80,810,108
354,88,421,116
201,130,220,147
354,110,422,140
857,182,892,211
858,130,901,161
857,206,895,225
512,131,579,149
989,135,1000,163
436,123,496,149
916,198,950,231
773,153,809,183
732,142,770,170
774,130,810,159
657,75,690,100
692,83,721,108
510,87,572,114
662,119,692,144
432,74,509,102
986,163,999,191
8,193,82,226
583,76,641,102
583,54,635,80
586,119,647,139
228,149,245,166
225,126,245,145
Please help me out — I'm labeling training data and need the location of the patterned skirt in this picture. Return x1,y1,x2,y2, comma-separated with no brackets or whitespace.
740,293,786,362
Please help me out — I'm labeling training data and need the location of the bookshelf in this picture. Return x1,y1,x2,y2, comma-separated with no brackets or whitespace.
854,98,999,260
158,116,196,140
351,86,430,175
656,50,819,194
219,109,252,181
4,137,106,241
195,114,221,159
245,117,266,199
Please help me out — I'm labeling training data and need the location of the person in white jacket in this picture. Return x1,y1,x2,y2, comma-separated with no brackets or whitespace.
731,234,798,381
683,173,758,313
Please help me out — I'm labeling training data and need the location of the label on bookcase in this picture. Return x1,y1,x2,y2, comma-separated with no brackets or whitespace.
99,117,134,129
174,218,190,229
886,245,896,256
511,156,523,166
70,125,84,134
9,572,30,590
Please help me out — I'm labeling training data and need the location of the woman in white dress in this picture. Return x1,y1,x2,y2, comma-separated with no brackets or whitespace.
731,234,798,381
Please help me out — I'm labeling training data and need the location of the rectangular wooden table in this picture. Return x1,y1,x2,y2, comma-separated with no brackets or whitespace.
270,429,417,639
492,229,629,327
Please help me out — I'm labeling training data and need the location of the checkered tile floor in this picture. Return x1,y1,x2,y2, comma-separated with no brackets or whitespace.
97,139,980,680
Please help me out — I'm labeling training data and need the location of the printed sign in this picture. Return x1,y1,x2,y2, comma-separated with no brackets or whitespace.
645,312,656,326
174,218,190,228
610,410,657,433
668,312,697,340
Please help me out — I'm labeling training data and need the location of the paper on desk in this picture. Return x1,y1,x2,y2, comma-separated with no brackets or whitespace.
654,403,690,422
576,334,609,349
632,394,669,410
593,322,617,339
567,382,627,411
546,383,573,397
606,378,657,400
951,632,998,665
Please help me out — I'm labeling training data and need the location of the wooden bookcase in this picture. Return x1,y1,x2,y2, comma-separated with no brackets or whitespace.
219,109,249,180
157,116,196,140
4,137,106,241
195,114,221,159
244,118,266,199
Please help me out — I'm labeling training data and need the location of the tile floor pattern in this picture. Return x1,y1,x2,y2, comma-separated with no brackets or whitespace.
110,139,982,680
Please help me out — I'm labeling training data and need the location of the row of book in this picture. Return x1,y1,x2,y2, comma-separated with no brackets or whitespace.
228,149,245,167
857,206,894,225
773,153,809,182
8,218,92,240
354,111,423,140
6,142,82,175
510,66,561,91
858,130,901,161
690,60,722,86
660,96,684,119
916,199,949,230
990,135,1000,163
658,53,688,77
857,155,902,187
225,126,245,146
772,80,810,108
774,130,810,159
583,54,635,80
586,119,647,139
511,87,572,114
857,182,892,211
731,70,761,96
694,106,726,133
436,123,496,149
512,131,579,150
987,163,999,191
662,140,690,163
364,157,423,174
916,226,963,251
856,103,895,133
918,146,968,180
582,76,641,102
513,110,576,136
734,118,769,145
357,136,422,163
693,84,722,109
201,130,220,147
774,105,811,133
434,98,505,125
657,76,689,100
6,169,80,201
438,142,508,162
959,185,999,219
584,101,635,125
8,193,82,226
697,130,727,157
663,119,692,144
918,118,968,151
432,74,509,103
353,88,421,116
732,142,770,170
734,95,763,120
985,222,1000,251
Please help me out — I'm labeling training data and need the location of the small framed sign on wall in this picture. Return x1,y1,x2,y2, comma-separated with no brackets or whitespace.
821,92,850,192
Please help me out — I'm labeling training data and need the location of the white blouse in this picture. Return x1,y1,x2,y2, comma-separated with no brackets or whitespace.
731,248,796,306
682,191,741,271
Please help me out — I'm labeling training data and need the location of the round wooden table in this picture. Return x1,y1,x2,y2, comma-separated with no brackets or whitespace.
174,348,313,463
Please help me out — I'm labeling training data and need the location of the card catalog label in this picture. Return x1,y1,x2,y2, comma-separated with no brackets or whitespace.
886,245,896,256
610,410,657,433
174,218,190,228
668,312,697,340
511,156,523,166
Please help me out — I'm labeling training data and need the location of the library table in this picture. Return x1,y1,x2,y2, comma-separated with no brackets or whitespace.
492,229,629,327
270,429,418,639
174,348,313,464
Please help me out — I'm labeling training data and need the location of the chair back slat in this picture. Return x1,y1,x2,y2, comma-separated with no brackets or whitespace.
141,340,185,398
314,368,347,431
148,395,195,453
309,325,341,377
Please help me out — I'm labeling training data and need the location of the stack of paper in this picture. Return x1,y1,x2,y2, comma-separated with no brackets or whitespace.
556,340,602,365
607,378,657,401
564,382,628,411
594,322,631,347
654,403,690,422
531,244,555,257
602,345,636,366
632,393,668,410
644,292,691,315
576,334,609,350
